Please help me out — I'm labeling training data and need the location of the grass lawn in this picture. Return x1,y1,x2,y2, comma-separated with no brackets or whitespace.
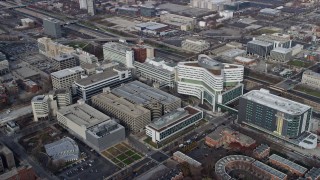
287,60,314,68
123,158,134,165
116,162,126,168
117,154,128,161
125,150,135,156
111,158,120,164
115,144,128,152
131,154,141,161
107,147,121,156
101,151,113,159
294,85,320,98
143,137,158,148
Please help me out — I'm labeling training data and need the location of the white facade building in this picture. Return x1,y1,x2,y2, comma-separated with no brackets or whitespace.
302,70,320,89
31,94,58,122
79,0,87,9
103,42,134,68
177,54,244,111
146,106,203,143
190,0,231,11
51,66,85,91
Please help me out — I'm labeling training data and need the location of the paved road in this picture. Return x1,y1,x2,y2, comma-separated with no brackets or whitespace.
0,105,32,125
0,120,58,179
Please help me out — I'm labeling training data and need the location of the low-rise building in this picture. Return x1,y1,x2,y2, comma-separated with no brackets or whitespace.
269,154,308,176
53,54,77,71
22,79,39,93
74,67,132,101
252,161,287,180
234,56,256,65
205,127,256,148
134,57,176,88
112,81,181,119
181,39,210,53
51,66,85,91
173,151,202,168
270,47,292,63
259,8,281,17
103,42,134,68
92,92,151,133
305,167,320,180
301,70,320,89
44,137,79,162
160,13,196,31
14,66,40,81
247,40,274,57
221,48,246,61
146,106,203,143
253,144,270,160
56,100,125,151
31,94,58,122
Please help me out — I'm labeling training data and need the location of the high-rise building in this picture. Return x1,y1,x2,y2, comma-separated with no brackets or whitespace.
176,54,244,111
79,0,87,9
31,94,58,122
74,67,132,101
181,39,210,53
51,66,85,91
103,42,134,68
238,89,312,139
43,18,62,38
0,144,15,170
87,0,96,16
53,54,77,71
92,92,151,133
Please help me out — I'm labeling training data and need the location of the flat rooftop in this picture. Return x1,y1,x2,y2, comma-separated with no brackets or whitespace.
53,54,74,61
103,42,132,52
305,167,320,179
269,154,308,174
303,70,320,78
75,69,119,86
253,144,269,154
111,80,180,106
87,119,124,138
51,66,84,79
221,48,246,58
252,161,287,179
271,47,292,54
248,40,273,47
31,95,48,103
242,89,311,115
14,66,40,78
147,106,201,131
57,102,111,129
92,92,150,117
44,137,79,161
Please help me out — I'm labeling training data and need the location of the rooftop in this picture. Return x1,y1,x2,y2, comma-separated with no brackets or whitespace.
271,47,292,54
235,56,255,63
256,33,291,43
51,66,84,79
260,8,281,15
269,154,308,174
57,102,111,129
303,70,320,78
135,22,168,30
173,151,201,167
92,92,150,117
248,40,273,47
242,89,311,115
252,161,287,179
221,48,246,58
305,167,320,179
44,17,60,23
253,144,269,154
44,137,79,161
103,42,132,52
53,54,74,61
147,106,201,131
31,95,48,103
14,66,39,79
87,119,124,138
75,69,119,86
111,81,180,106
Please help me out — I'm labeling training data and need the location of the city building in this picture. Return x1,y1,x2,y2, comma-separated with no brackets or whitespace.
56,100,125,151
255,33,292,49
117,7,139,17
160,13,196,31
53,54,77,71
0,163,38,180
87,0,96,16
72,49,98,65
137,164,183,180
43,18,62,38
221,48,246,61
6,121,20,135
103,42,134,67
215,155,287,180
0,144,15,170
22,79,39,93
238,89,313,139
135,22,176,36
234,56,256,65
305,167,320,180
259,8,281,17
44,137,79,162
134,57,176,88
54,89,72,107
181,39,210,53
13,66,40,81
173,151,202,168
146,106,203,143
301,70,320,89
246,40,274,57
79,0,87,9
20,18,35,28
176,54,244,112
269,154,308,176
190,0,231,11
132,46,155,63
31,94,58,122
270,47,292,63
140,5,156,17
74,67,132,101
253,144,270,160
205,127,256,148
112,81,181,119
38,37,74,59
0,60,9,76
51,66,85,91
91,92,151,133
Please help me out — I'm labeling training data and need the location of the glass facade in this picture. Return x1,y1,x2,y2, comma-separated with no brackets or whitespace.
222,85,243,104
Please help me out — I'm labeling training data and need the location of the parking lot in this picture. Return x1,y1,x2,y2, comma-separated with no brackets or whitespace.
58,138,119,180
